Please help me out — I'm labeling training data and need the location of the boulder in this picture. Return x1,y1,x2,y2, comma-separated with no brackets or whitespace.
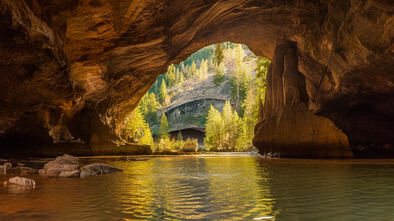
6,176,36,187
39,154,79,177
59,170,80,178
80,163,123,178
55,154,78,164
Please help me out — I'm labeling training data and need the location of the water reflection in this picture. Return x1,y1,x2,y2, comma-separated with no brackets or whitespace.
0,156,393,220
113,156,277,220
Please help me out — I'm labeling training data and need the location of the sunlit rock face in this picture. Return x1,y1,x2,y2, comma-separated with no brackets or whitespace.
253,41,354,158
0,0,392,157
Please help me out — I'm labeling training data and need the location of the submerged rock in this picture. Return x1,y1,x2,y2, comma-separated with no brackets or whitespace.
37,154,122,178
6,176,36,187
39,154,79,177
59,170,80,178
20,167,38,175
80,163,123,178
55,154,79,164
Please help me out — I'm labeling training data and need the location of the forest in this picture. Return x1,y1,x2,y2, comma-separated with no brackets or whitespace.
124,42,270,152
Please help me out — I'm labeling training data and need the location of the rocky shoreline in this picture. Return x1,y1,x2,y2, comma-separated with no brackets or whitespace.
2,154,123,188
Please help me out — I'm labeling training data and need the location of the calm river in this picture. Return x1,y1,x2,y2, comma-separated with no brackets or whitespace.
1,153,394,220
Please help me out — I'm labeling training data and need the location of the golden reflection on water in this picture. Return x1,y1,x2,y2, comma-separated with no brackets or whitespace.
1,156,394,220
113,156,277,220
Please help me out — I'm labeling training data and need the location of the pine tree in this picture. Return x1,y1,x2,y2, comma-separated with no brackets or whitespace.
204,105,224,151
215,43,224,65
179,71,184,86
158,114,169,140
256,57,270,102
165,64,176,87
214,63,226,86
159,79,167,105
191,61,197,75
125,106,154,146
199,59,208,79
140,92,159,125
140,122,154,146
177,131,183,141
233,111,247,151
222,101,234,150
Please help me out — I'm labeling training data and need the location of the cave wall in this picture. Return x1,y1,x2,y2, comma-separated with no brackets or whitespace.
253,41,353,158
0,0,392,157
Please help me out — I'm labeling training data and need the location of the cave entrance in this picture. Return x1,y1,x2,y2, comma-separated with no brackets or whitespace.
124,42,270,153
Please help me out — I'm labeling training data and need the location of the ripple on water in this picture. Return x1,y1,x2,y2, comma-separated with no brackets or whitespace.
1,156,394,220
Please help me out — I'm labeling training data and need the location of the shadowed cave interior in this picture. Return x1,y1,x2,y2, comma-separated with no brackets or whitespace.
0,0,393,158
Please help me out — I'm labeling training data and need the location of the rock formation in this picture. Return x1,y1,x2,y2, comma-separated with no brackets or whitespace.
0,0,392,157
39,154,123,178
253,41,353,157
5,176,36,187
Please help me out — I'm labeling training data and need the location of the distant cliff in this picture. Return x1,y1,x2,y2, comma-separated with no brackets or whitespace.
157,74,231,134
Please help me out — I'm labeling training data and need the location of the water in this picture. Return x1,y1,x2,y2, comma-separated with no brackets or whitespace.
1,154,394,220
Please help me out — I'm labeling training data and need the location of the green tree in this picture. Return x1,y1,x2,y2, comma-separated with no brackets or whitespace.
204,105,224,151
242,87,258,144
233,111,247,151
256,57,270,102
214,63,226,86
179,71,184,86
140,92,159,125
191,61,197,75
215,43,224,65
125,106,154,146
158,114,169,140
159,79,167,105
165,64,176,87
229,44,251,114
222,101,234,150
177,131,183,141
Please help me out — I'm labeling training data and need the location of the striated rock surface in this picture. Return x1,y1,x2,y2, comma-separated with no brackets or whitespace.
0,0,392,157
253,41,354,157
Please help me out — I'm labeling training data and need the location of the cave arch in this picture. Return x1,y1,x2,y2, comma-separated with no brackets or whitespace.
0,0,392,157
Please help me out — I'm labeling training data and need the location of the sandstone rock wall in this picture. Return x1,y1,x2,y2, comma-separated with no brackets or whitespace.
253,41,353,157
0,0,392,157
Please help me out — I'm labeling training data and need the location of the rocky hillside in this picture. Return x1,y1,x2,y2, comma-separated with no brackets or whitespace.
159,74,231,131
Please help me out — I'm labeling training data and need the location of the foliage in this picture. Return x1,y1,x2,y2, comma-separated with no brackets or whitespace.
204,102,247,151
139,42,270,152
228,44,252,114
159,79,167,105
181,138,198,152
255,57,270,102
173,132,185,150
204,105,224,151
214,43,224,65
165,64,176,87
139,92,159,125
158,114,170,140
214,63,226,86
125,106,154,146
